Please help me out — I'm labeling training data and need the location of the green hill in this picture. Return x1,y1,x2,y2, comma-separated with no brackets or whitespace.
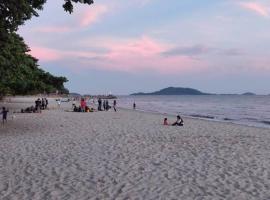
131,87,210,95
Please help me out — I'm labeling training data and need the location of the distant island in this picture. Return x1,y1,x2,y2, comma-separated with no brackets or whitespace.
242,92,256,95
131,87,210,95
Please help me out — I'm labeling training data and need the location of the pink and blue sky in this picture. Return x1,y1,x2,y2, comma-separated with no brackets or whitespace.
19,0,270,94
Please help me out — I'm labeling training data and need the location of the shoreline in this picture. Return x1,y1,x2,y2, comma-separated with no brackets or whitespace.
1,96,269,130
118,107,270,131
117,95,270,129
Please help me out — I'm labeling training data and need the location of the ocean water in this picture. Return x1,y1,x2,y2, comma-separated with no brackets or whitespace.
117,95,270,128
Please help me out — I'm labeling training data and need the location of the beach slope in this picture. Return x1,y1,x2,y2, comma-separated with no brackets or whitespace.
0,100,270,199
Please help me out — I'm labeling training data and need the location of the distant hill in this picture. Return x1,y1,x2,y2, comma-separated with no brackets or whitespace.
242,92,256,95
131,87,210,95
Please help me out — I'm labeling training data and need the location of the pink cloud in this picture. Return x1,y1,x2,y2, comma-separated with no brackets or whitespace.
30,4,108,34
29,47,62,61
239,2,269,17
246,57,270,71
34,26,71,33
78,36,208,73
79,5,108,27
29,46,100,62
28,36,208,74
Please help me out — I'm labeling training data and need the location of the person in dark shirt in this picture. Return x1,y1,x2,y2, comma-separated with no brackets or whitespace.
105,100,109,111
172,115,184,126
45,98,48,109
98,98,102,111
1,107,8,124
35,98,41,112
113,100,117,112
133,102,136,110
41,98,45,110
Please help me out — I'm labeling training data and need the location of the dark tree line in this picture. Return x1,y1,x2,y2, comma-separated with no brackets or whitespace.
0,0,93,97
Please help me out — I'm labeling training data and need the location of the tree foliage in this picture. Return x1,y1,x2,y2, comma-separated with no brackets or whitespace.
0,0,93,33
0,0,93,97
0,33,68,96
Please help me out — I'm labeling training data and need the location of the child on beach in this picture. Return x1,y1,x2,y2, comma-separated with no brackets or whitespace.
1,107,8,124
163,118,169,125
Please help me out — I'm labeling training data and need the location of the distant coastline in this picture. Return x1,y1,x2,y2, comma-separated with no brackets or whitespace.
131,87,210,95
131,87,259,96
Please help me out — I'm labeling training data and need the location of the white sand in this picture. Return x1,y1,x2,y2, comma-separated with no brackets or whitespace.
1,98,270,199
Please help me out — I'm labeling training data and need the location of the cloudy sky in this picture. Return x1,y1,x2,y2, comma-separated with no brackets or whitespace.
19,0,270,95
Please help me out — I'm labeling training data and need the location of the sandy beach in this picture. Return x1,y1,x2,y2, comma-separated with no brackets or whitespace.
1,98,270,199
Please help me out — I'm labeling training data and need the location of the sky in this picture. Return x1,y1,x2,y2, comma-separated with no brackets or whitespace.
18,0,270,95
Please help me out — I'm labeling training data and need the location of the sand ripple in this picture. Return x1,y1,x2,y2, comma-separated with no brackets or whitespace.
1,105,270,199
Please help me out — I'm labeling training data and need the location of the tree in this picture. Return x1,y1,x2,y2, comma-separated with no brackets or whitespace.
63,0,94,14
0,0,93,33
0,0,93,97
0,33,69,96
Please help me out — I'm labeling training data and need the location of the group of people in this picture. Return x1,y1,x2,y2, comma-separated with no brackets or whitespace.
164,115,184,126
21,98,49,113
35,98,48,112
72,98,94,112
1,97,185,127
97,98,117,112
72,98,117,113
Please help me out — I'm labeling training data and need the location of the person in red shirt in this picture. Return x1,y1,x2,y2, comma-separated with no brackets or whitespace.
80,98,86,112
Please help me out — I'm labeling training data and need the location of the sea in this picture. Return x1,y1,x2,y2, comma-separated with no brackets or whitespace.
116,95,270,129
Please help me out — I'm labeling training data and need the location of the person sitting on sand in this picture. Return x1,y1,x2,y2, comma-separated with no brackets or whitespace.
85,106,90,112
172,115,184,126
163,118,169,125
1,107,9,124
73,105,78,112
21,106,35,113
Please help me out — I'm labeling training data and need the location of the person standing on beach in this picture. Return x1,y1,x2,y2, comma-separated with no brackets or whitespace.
41,98,45,110
1,107,8,125
80,98,86,112
113,100,117,112
133,102,136,110
98,98,102,111
35,98,41,113
103,100,106,111
105,100,109,111
45,98,48,109
57,99,61,109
